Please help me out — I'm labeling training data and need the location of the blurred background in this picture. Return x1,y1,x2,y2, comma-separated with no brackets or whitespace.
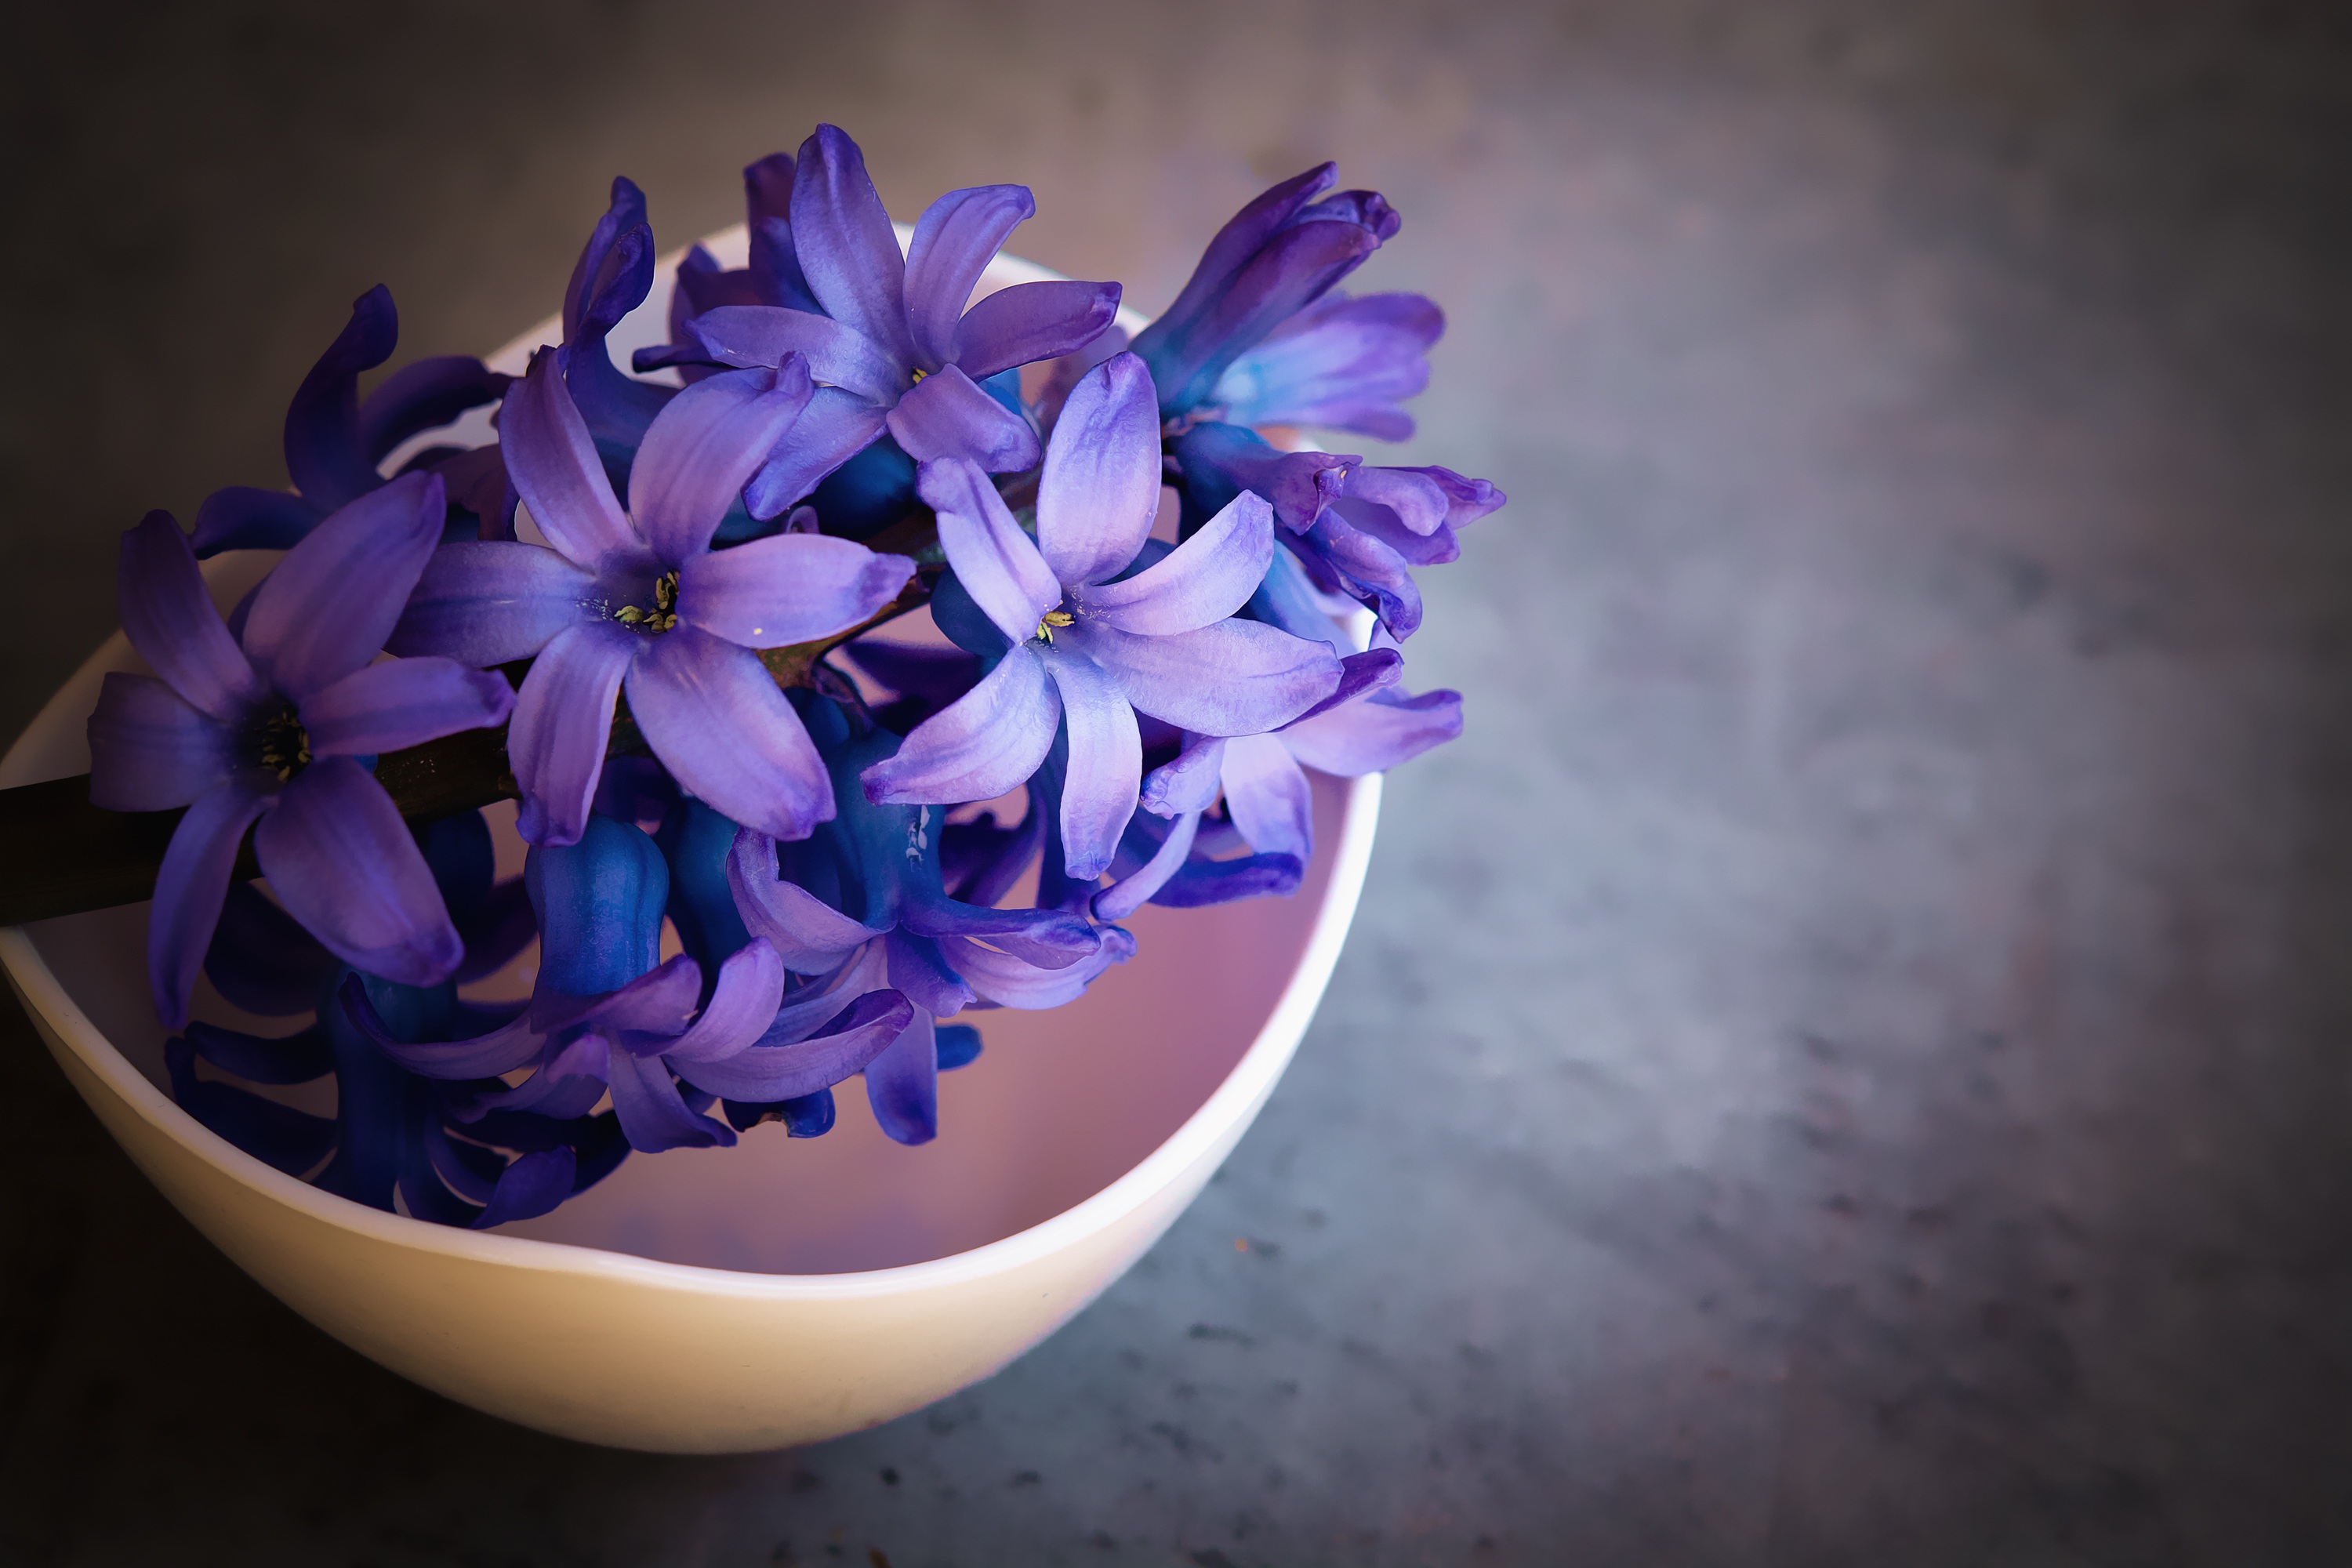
6,2,2352,1562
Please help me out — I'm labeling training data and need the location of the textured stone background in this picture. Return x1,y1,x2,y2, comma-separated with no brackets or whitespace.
6,2,2352,1563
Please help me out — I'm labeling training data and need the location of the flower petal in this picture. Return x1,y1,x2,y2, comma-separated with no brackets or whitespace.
728,828,885,972
285,285,398,511
470,1148,578,1229
956,279,1123,381
240,471,445,700
630,361,816,568
147,773,278,1028
339,971,543,1078
358,355,507,464
190,487,325,557
919,456,1061,642
897,896,1099,970
165,1038,337,1176
1282,685,1464,775
608,1045,736,1152
676,533,913,648
903,184,1033,368
1094,808,1199,921
674,988,911,1103
253,757,463,987
660,939,787,1064
1138,732,1226,817
387,539,598,666
1081,490,1273,636
887,364,1040,470
1218,731,1313,861
790,125,918,368
862,1006,936,1145
1035,354,1161,587
1075,618,1340,737
687,305,904,405
742,385,891,521
87,672,237,811
625,628,833,840
944,931,1125,1010
118,511,265,722
861,645,1059,806
508,620,637,848
300,658,514,757
1039,646,1139,881
500,350,649,577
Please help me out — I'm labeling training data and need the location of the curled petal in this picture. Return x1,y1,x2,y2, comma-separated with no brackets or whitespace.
919,457,1060,644
241,472,445,700
626,628,833,841
608,1044,736,1152
956,279,1123,381
190,488,325,557
118,511,264,722
509,620,637,848
285,285,398,511
676,533,912,649
861,645,1059,806
630,361,816,567
862,1007,936,1145
88,672,236,811
253,757,463,988
1036,354,1161,587
1283,685,1464,775
887,364,1040,470
661,939,787,1064
300,658,513,758
946,931,1123,1010
1094,808,1199,921
359,356,507,464
673,989,911,1104
728,828,884,972
147,773,278,1029
470,1148,578,1229
339,971,543,1079
1080,490,1273,636
1139,733,1227,817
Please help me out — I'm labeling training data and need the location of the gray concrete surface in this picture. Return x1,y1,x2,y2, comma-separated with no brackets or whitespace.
6,3,2352,1563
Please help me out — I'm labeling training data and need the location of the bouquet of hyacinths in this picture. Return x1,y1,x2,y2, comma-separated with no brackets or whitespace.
15,125,1499,1232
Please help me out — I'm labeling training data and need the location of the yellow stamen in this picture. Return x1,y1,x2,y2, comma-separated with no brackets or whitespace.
1035,608,1075,644
613,571,681,632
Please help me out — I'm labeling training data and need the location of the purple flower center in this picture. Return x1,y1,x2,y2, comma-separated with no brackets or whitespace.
253,702,312,782
1033,607,1076,644
612,570,681,633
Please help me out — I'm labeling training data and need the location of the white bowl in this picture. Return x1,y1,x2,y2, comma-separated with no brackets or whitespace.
0,234,1378,1453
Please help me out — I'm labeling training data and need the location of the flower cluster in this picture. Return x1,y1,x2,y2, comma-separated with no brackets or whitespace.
85,126,1496,1224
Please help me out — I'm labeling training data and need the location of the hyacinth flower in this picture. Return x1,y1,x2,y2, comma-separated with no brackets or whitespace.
86,476,517,1027
365,814,912,1155
390,350,915,847
166,811,598,1229
1127,163,1398,423
1200,289,1444,441
861,353,1344,884
731,702,1118,1145
193,285,508,554
683,124,1121,525
1171,421,1504,641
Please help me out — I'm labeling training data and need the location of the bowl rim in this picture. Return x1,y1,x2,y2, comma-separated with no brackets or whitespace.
0,227,1384,1301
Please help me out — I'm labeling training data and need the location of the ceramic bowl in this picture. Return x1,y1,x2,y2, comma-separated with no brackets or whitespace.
0,232,1378,1453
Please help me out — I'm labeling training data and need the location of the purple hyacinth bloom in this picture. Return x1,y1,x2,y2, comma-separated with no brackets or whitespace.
729,708,1116,1144
390,350,916,848
561,176,676,450
684,125,1123,519
362,814,911,1156
1202,290,1443,442
1129,163,1398,421
859,354,1344,881
86,476,517,1028
1173,421,1504,641
193,285,508,554
642,153,822,390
